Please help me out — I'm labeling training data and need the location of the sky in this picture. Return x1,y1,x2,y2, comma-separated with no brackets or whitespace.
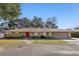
20,3,79,29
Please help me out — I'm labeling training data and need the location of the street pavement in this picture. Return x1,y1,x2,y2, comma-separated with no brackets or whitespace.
0,38,79,56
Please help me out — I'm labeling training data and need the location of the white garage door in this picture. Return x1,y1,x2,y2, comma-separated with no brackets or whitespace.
54,32,68,39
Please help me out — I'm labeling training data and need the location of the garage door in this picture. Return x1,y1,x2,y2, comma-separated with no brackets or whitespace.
54,32,68,39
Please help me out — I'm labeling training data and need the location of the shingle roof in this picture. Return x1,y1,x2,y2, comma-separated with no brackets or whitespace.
72,29,79,32
7,28,75,33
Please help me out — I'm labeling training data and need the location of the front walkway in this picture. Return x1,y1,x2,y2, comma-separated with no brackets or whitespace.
23,40,32,44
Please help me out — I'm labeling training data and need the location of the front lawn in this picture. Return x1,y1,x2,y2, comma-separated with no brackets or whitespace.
0,39,66,46
30,40,66,44
0,40,26,47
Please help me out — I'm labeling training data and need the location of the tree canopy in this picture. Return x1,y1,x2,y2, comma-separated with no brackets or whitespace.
0,3,21,29
45,17,58,28
31,16,44,28
0,3,58,29
15,16,58,28
0,3,21,20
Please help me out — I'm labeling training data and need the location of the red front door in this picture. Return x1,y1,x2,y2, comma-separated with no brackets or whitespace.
25,32,30,38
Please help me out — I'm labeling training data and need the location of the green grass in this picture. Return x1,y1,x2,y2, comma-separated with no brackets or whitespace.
0,39,66,46
30,40,66,44
0,40,26,47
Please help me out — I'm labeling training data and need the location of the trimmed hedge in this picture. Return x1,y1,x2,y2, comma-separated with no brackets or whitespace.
71,32,79,38
4,33,25,39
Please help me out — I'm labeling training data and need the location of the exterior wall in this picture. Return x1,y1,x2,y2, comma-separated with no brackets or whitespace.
30,32,46,37
29,32,71,39
68,33,71,39
33,32,39,36
29,32,33,37
5,31,71,39
53,32,70,39
0,32,4,38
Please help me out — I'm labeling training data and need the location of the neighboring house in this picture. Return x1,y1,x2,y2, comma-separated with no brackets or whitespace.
5,28,75,39
0,29,6,38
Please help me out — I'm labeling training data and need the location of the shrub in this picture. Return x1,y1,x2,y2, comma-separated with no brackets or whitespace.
71,32,79,38
4,33,24,39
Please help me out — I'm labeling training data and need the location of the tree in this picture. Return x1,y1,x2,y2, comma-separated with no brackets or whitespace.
22,17,31,28
45,16,58,28
0,3,21,29
0,4,7,20
31,16,44,28
15,19,24,28
8,20,18,29
0,3,21,20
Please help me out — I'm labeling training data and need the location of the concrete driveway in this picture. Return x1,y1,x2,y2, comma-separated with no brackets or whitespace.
0,38,79,56
64,38,79,45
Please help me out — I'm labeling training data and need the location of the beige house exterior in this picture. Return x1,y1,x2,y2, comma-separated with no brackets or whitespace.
5,28,75,39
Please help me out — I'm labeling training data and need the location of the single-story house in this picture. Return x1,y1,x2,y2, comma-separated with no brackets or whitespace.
5,28,76,39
